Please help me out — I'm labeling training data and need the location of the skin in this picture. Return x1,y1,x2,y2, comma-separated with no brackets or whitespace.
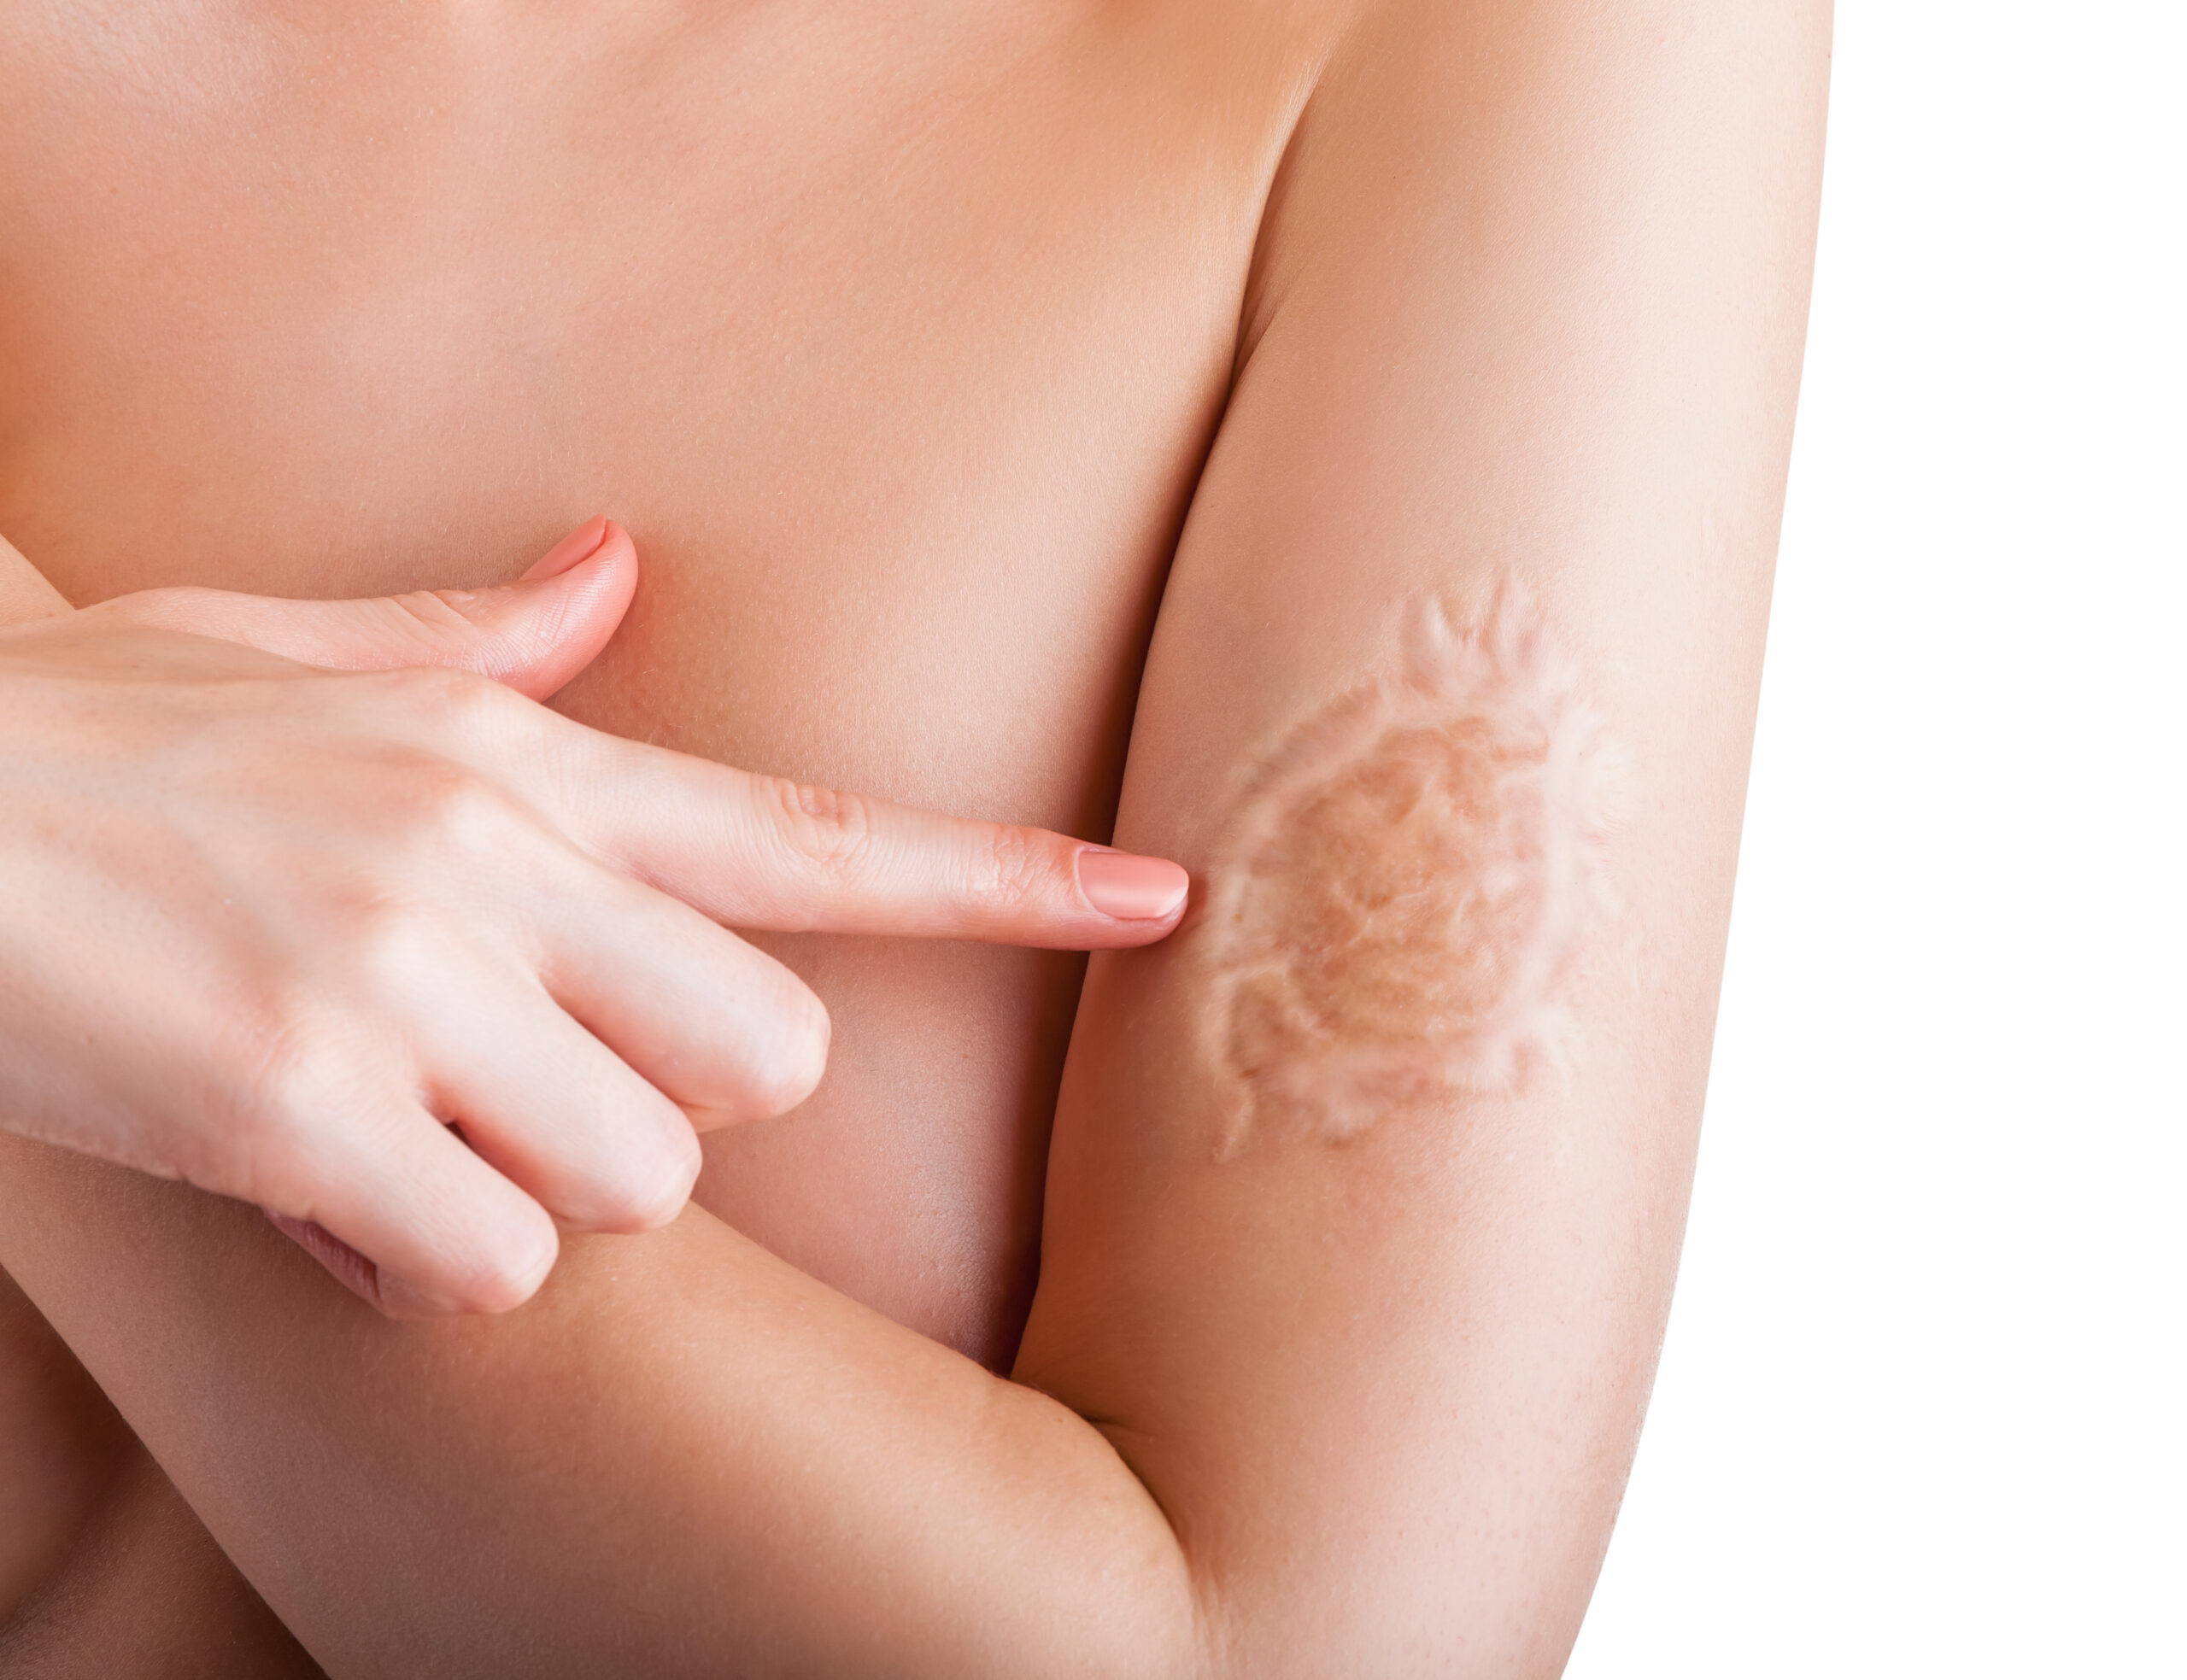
0,520,1188,1314
0,0,1830,1671
1200,594,1617,1144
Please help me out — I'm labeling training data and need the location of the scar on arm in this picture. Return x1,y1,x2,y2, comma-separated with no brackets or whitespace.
1198,589,1620,1152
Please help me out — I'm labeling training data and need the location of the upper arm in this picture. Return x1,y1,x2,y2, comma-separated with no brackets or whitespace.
1016,0,1829,1667
0,6,1829,1673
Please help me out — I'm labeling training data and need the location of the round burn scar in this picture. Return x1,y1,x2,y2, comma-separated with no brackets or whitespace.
1198,590,1617,1150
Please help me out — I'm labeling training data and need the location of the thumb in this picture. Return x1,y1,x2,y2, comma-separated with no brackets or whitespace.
89,518,637,701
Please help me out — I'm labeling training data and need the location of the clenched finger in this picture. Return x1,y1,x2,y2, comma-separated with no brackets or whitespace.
533,858,832,1130
408,961,703,1232
269,1103,560,1317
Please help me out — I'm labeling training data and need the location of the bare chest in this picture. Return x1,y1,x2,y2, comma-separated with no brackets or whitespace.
3,3,1322,781
0,0,1319,1361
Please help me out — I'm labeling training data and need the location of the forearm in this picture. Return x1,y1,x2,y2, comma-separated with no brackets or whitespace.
0,1135,1201,1679
0,531,69,623
0,514,1203,1675
0,0,1826,1663
0,1265,132,1622
0,536,298,1670
0,1445,323,1680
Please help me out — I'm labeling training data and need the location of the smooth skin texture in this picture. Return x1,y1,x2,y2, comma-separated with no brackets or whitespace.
0,518,1187,1315
0,0,1829,1671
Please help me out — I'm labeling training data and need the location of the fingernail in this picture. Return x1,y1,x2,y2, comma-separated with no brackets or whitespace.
267,1210,452,1314
376,1272,460,1319
266,1210,381,1300
522,516,613,581
1076,849,1190,921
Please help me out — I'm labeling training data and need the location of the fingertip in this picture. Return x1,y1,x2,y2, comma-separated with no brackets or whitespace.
546,517,638,621
372,1271,464,1320
1075,848,1191,926
591,1095,707,1233
522,516,612,580
419,1223,558,1317
583,519,639,585
498,518,639,700
626,1132,704,1233
266,1210,385,1304
759,989,830,1117
516,518,637,614
378,1184,560,1317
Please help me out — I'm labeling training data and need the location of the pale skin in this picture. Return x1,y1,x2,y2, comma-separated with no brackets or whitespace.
0,515,1195,1315
0,1,1830,1673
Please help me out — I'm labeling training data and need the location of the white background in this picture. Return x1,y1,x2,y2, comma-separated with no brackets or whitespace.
1566,4,2185,1675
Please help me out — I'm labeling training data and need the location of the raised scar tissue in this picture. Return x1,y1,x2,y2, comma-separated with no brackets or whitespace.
1199,590,1618,1150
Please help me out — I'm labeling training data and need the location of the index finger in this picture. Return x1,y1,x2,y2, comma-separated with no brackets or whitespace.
533,727,1190,948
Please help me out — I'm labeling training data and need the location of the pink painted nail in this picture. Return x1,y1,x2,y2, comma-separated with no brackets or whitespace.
1076,849,1190,921
522,516,612,581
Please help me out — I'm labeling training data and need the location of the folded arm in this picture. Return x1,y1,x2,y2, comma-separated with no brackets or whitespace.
0,3,1827,1672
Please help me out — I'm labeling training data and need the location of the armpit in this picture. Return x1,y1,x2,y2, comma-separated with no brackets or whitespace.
1199,590,1617,1150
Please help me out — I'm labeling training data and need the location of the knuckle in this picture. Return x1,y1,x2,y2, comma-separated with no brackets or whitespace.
344,897,445,993
370,663,518,738
590,1130,701,1234
219,995,378,1205
377,758,531,865
764,777,878,876
390,588,491,648
973,821,1052,909
234,1001,336,1131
